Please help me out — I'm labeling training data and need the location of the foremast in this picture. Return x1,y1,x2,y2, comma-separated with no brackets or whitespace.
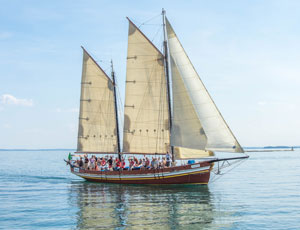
162,9,175,163
111,60,121,160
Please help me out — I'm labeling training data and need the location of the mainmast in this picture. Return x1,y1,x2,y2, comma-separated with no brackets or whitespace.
111,60,121,160
162,9,175,163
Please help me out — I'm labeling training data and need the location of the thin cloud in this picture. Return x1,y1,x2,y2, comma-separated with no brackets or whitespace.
258,101,267,106
0,94,33,107
69,108,79,113
0,32,12,40
55,108,62,113
3,124,12,129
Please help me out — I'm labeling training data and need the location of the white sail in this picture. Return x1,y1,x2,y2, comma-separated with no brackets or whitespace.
166,18,243,153
171,56,207,150
123,19,170,154
77,48,118,153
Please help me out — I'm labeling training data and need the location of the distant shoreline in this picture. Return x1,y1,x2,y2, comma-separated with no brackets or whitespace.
244,146,299,149
0,146,298,151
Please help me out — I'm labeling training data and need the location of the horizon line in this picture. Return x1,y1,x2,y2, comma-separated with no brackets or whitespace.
0,146,298,151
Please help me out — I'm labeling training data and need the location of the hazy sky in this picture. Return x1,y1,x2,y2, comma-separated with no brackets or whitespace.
1,0,299,148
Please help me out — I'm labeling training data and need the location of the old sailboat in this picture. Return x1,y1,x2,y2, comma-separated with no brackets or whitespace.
68,10,248,185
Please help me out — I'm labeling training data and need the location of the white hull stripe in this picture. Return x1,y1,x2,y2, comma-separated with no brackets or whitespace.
72,166,210,180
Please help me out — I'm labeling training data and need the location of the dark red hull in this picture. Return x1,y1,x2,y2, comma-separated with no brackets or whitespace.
71,161,212,185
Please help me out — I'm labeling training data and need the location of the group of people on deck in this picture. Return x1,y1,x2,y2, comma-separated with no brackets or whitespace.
72,153,172,171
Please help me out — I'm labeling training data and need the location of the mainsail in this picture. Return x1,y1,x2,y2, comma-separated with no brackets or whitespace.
123,19,170,154
77,48,118,153
166,18,244,153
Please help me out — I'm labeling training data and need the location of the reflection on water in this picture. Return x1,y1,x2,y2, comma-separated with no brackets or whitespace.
69,182,215,229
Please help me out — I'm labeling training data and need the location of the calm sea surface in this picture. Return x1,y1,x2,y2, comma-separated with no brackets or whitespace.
0,150,299,230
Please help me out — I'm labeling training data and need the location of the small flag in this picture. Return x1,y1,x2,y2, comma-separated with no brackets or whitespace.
68,152,72,161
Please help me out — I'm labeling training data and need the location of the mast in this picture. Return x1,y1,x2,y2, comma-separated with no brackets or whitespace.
162,9,175,162
111,60,121,160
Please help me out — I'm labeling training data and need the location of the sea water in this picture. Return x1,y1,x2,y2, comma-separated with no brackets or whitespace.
0,149,299,229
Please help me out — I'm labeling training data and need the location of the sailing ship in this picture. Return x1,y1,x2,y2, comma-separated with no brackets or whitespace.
67,10,249,185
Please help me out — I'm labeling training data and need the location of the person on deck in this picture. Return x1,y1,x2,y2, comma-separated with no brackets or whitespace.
141,158,146,169
73,159,79,167
112,158,117,171
133,157,139,166
121,158,126,170
94,161,99,171
90,156,95,170
154,158,159,169
162,157,166,168
96,158,101,169
101,157,106,170
157,157,162,168
79,157,84,168
129,158,135,170
138,158,143,167
145,157,150,169
84,155,89,170
108,156,113,170
151,157,156,169
166,152,171,167
115,158,121,170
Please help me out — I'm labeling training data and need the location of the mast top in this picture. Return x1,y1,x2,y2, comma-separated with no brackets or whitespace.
162,9,167,44
111,59,114,75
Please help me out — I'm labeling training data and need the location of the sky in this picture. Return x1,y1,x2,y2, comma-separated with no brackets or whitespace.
0,0,299,148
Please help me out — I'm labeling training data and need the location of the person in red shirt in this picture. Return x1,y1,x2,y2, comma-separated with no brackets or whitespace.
116,158,121,169
121,159,126,169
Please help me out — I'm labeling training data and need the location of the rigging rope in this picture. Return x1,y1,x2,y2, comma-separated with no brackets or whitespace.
138,13,161,28
209,158,248,183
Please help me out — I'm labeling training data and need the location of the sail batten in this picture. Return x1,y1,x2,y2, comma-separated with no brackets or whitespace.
123,19,170,154
166,18,244,153
77,48,118,153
